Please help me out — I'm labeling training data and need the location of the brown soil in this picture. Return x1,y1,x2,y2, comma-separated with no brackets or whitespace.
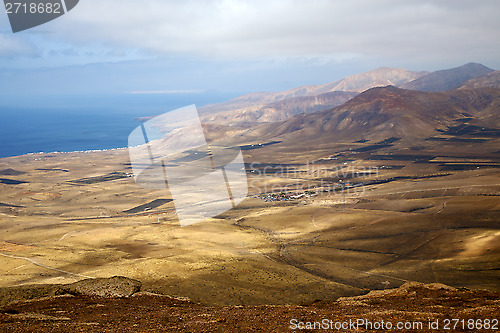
0,279,498,332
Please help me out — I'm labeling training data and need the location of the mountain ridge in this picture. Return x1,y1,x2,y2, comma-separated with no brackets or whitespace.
200,63,496,126
400,62,494,92
460,70,500,89
200,67,426,114
202,91,358,125
236,85,500,145
199,67,427,125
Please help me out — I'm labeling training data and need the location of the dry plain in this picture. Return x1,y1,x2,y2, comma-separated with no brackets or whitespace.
0,135,499,306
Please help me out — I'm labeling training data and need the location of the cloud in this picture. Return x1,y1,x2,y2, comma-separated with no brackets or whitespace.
46,0,499,64
0,33,37,58
0,0,498,97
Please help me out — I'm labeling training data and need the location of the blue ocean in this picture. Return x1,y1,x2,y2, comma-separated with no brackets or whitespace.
0,92,239,158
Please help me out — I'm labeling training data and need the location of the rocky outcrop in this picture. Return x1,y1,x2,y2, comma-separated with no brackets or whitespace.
60,276,141,298
0,276,141,306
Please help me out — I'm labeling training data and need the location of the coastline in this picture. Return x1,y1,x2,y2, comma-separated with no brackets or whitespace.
0,147,129,160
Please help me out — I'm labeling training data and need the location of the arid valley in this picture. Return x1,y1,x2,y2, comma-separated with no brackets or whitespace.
0,64,499,331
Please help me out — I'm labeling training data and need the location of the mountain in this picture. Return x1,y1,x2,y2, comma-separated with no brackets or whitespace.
242,85,500,145
400,63,494,92
305,67,427,93
460,71,500,89
199,67,426,125
201,67,425,114
202,91,357,125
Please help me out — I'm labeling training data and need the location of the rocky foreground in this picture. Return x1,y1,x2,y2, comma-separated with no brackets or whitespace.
0,277,498,332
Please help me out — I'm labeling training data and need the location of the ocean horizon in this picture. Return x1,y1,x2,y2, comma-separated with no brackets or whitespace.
0,91,240,158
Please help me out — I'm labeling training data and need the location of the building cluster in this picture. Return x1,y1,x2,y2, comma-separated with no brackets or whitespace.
257,191,317,202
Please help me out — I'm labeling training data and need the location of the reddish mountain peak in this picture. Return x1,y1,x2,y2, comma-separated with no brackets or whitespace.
340,85,423,112
249,85,500,145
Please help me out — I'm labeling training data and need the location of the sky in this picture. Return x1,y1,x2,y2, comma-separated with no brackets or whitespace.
0,0,499,105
